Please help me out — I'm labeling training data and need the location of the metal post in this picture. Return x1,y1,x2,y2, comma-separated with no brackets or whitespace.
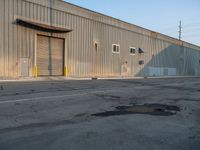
179,20,182,40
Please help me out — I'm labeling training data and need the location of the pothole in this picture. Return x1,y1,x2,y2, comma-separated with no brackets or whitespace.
92,104,180,117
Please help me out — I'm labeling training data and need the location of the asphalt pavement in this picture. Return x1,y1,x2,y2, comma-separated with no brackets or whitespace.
0,77,200,150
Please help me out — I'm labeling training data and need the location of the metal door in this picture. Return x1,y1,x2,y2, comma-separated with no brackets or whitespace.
37,35,50,76
20,58,29,77
37,35,64,76
50,37,64,76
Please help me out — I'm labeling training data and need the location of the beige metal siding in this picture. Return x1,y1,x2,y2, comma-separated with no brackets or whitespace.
0,0,4,78
0,0,200,79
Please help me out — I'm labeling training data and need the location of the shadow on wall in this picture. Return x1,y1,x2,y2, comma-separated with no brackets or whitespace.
136,44,200,77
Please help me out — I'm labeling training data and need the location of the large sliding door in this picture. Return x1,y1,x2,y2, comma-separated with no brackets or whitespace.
37,35,64,76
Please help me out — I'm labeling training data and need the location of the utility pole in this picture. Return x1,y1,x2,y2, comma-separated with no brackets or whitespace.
178,20,182,40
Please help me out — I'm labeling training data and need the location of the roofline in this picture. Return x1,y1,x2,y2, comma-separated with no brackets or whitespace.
58,0,199,48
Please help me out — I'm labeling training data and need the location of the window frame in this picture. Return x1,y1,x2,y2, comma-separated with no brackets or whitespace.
112,44,120,54
129,47,136,55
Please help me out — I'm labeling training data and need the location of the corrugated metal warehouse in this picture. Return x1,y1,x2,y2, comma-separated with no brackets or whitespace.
0,0,200,79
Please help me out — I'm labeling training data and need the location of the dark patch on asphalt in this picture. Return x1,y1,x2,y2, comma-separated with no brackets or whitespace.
94,94,121,100
0,115,93,134
160,85,199,92
106,79,161,86
15,102,21,105
169,98,200,102
0,119,75,134
0,87,94,97
188,136,197,140
92,104,180,117
14,90,36,96
0,85,4,90
74,113,87,117
106,80,142,85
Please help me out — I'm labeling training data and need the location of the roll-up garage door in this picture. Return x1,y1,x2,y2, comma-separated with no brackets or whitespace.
37,35,64,76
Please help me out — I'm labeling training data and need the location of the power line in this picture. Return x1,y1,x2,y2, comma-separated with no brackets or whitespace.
183,24,200,29
182,34,200,37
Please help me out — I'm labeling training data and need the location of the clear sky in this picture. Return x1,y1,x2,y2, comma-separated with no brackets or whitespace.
64,0,200,46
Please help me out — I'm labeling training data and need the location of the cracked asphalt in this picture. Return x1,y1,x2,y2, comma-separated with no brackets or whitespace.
0,77,200,150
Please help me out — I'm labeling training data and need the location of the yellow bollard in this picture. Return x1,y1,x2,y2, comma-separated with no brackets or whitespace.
64,66,69,77
34,66,38,78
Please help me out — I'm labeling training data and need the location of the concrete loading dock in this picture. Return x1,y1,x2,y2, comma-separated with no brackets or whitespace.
0,0,200,79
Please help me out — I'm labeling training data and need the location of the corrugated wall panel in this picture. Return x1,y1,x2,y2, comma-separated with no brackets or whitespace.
0,0,4,78
4,0,9,77
13,0,18,77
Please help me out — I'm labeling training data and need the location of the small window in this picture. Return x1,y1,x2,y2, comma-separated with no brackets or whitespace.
130,47,136,55
112,44,120,53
